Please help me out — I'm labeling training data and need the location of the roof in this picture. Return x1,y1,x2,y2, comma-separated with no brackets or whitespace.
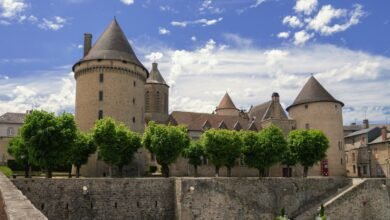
369,132,390,145
169,111,260,131
216,93,237,110
0,113,26,124
147,63,168,85
287,76,344,111
248,100,288,122
345,127,377,138
73,19,147,73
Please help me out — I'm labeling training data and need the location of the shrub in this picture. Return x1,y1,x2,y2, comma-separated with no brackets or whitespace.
149,166,157,173
0,166,13,178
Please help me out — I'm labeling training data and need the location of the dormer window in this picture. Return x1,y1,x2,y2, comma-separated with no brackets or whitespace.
202,120,211,130
233,122,242,131
219,121,228,129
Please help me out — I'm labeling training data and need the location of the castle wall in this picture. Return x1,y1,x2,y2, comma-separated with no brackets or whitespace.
144,83,169,123
288,102,346,176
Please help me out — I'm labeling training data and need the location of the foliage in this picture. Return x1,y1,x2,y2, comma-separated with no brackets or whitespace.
201,129,243,176
8,135,30,177
242,125,287,177
288,129,329,177
21,110,77,178
149,165,157,173
143,121,190,177
93,118,141,177
0,166,12,178
183,141,205,176
69,131,97,177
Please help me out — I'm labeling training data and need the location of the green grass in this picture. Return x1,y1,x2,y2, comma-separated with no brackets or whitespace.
0,166,13,178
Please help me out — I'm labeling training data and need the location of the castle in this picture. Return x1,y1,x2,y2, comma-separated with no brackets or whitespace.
72,19,345,177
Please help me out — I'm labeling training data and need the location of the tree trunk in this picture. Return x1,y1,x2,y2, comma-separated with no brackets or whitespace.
109,165,112,177
215,166,220,177
76,166,81,178
24,163,29,178
227,167,231,177
46,167,52,178
162,164,170,178
194,165,198,177
68,167,72,178
258,168,262,178
118,165,123,178
303,166,309,177
28,165,32,178
287,165,291,177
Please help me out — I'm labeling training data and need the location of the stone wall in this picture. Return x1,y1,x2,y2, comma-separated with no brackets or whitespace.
11,177,350,220
326,179,390,220
12,178,175,220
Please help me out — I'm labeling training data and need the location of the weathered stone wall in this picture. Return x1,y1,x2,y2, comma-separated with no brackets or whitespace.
326,179,390,220
12,178,175,220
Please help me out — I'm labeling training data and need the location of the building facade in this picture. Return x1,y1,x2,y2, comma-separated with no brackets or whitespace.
0,113,26,166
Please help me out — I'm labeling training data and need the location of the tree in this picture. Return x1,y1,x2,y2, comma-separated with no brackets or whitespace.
68,131,96,178
242,125,287,177
8,135,30,178
183,141,204,177
92,118,141,177
201,129,243,177
21,110,77,178
288,129,329,177
143,121,190,177
281,144,297,177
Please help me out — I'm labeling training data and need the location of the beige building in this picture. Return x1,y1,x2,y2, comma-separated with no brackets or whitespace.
0,113,26,166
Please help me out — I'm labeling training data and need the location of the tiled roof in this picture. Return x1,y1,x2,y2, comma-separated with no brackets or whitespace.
345,127,378,138
369,132,390,145
287,76,344,111
216,93,237,110
248,100,288,122
0,113,26,124
169,111,260,131
147,63,167,85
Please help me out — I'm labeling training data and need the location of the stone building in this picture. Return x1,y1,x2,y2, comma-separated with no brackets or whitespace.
0,112,26,165
368,126,390,177
73,19,346,177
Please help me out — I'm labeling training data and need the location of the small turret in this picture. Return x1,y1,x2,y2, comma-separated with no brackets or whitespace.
215,92,239,116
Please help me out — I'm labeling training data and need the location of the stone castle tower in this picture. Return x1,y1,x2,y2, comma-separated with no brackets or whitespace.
72,19,149,176
144,63,169,123
215,92,239,116
287,76,346,176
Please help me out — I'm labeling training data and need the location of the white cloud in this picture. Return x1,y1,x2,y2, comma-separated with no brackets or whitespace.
158,27,170,35
223,33,253,48
250,0,266,9
294,0,318,15
277,32,290,39
0,0,27,18
120,0,134,5
282,15,303,28
160,5,178,13
171,17,223,27
294,30,313,45
199,0,224,14
308,4,365,36
38,16,66,31
145,52,164,62
191,36,197,41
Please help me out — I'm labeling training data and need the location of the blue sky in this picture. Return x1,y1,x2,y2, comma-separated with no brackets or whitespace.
0,0,389,125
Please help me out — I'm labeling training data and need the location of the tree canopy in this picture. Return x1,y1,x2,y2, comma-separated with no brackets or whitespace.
68,131,97,177
92,117,141,177
8,135,30,177
21,110,77,178
288,129,329,177
201,129,243,177
142,121,190,177
183,141,204,177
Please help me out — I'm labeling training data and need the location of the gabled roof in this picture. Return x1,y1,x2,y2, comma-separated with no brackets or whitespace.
248,100,288,122
369,132,390,145
147,63,168,86
73,19,147,73
0,113,26,124
286,76,344,111
216,93,237,110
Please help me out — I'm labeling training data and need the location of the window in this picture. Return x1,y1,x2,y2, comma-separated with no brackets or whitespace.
132,117,136,123
305,123,310,130
145,91,150,112
156,91,160,112
98,110,103,119
353,165,356,173
345,154,348,163
7,127,14,136
352,153,355,162
363,165,367,175
99,91,103,101
305,104,308,109
99,73,104,82
133,98,136,105
133,81,136,87
164,93,168,113
340,158,343,165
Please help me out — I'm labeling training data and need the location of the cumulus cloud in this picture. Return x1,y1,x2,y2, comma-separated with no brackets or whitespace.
283,15,303,28
277,32,290,39
38,16,67,31
0,0,27,18
294,0,318,15
223,33,253,48
191,36,197,41
171,17,223,27
294,30,313,45
158,27,170,35
120,0,134,5
145,52,164,62
199,0,223,14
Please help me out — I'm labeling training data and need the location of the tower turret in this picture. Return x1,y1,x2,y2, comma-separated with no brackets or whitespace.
215,92,239,116
287,76,345,176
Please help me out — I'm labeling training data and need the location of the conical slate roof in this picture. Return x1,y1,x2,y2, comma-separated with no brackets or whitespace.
147,63,168,85
286,76,344,111
216,93,237,110
73,19,146,72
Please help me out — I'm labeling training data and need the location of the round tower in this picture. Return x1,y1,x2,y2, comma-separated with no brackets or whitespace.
144,62,169,123
215,92,239,116
286,76,346,176
72,19,148,176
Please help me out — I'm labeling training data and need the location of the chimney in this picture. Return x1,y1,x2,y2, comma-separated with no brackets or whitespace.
363,119,369,129
84,33,92,57
381,126,388,141
152,62,158,71
272,92,280,102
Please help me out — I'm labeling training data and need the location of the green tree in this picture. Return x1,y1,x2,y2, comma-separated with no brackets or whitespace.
68,131,97,178
143,121,190,177
281,144,298,177
242,125,287,177
93,118,141,177
183,141,204,177
288,129,329,177
8,135,30,178
201,129,243,177
21,110,77,178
